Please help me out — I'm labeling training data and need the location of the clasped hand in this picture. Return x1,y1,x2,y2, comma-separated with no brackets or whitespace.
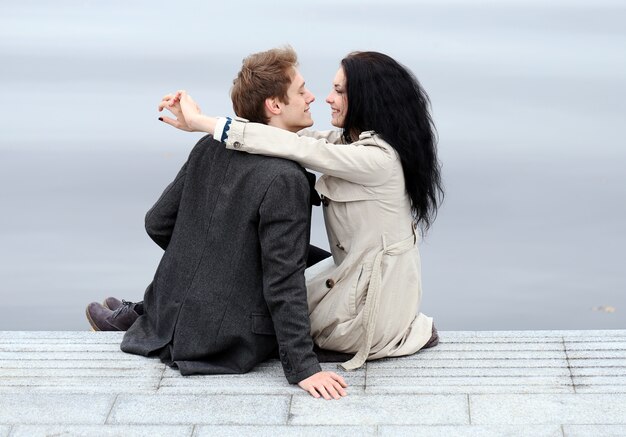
158,90,210,133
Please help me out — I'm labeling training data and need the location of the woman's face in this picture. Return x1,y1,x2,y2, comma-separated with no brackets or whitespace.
326,67,348,128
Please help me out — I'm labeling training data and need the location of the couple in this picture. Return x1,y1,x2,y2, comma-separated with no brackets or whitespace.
86,46,443,399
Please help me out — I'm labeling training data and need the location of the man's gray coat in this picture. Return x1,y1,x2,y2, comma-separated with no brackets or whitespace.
121,135,321,384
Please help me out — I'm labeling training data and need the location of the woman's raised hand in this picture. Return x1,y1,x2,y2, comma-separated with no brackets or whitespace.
158,90,217,135
158,92,194,132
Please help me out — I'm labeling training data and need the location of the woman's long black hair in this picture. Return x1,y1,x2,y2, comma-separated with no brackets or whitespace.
341,51,444,233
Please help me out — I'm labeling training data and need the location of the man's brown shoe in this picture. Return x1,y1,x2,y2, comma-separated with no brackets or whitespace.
103,297,144,316
86,302,119,331
107,300,141,330
103,297,123,311
86,300,140,331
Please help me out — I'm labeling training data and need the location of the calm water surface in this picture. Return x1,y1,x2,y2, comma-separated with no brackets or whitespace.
1,0,624,330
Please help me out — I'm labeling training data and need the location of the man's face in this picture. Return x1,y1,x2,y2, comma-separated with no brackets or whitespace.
274,69,315,132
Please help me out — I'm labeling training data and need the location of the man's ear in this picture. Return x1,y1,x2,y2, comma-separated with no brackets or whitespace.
264,97,282,116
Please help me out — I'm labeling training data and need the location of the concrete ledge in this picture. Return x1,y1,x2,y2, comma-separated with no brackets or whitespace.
0,330,625,435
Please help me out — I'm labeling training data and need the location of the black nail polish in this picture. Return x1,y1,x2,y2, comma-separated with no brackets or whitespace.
158,117,163,121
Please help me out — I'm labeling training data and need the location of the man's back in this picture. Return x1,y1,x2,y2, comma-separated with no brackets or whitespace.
121,135,321,383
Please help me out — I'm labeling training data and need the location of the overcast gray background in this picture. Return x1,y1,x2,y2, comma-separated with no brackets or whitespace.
1,0,624,330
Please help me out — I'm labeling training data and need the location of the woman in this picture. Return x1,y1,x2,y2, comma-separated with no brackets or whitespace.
167,51,443,370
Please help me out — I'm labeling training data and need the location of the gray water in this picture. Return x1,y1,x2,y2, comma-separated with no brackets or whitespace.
1,0,624,330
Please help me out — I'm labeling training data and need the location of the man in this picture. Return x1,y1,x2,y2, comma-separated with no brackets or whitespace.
86,47,347,399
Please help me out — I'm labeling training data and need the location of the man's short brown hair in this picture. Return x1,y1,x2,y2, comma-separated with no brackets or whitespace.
231,46,298,124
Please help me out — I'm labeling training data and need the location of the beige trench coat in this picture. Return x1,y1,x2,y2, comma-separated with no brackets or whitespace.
225,119,433,369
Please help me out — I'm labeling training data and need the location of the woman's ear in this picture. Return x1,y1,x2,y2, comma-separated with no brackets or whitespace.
264,97,282,116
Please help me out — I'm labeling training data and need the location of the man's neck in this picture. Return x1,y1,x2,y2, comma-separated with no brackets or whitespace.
267,120,299,133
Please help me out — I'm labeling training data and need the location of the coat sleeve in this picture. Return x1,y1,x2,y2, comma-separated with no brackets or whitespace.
297,128,344,144
258,168,322,384
226,120,396,186
144,160,188,250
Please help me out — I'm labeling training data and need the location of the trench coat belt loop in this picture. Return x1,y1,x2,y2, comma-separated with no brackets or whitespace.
340,227,418,371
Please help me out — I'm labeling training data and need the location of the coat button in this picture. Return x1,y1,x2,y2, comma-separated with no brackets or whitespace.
233,141,242,149
325,278,335,288
336,242,345,251
321,195,329,207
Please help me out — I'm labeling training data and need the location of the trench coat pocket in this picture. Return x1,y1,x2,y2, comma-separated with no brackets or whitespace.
350,263,373,316
251,313,276,336
316,176,385,203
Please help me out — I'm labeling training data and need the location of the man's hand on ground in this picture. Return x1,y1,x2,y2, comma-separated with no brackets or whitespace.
298,371,348,400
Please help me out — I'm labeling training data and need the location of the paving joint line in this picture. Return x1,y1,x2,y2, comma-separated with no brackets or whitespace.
562,337,577,393
104,393,119,424
286,394,294,425
155,365,167,392
190,424,197,437
467,393,472,424
364,362,368,392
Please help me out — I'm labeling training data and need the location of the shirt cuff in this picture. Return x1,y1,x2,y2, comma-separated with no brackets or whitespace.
213,117,232,143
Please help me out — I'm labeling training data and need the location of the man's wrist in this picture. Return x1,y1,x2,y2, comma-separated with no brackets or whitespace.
288,362,322,385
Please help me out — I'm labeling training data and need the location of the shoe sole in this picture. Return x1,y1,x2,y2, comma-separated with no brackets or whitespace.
85,306,102,332
423,335,439,349
423,326,439,349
